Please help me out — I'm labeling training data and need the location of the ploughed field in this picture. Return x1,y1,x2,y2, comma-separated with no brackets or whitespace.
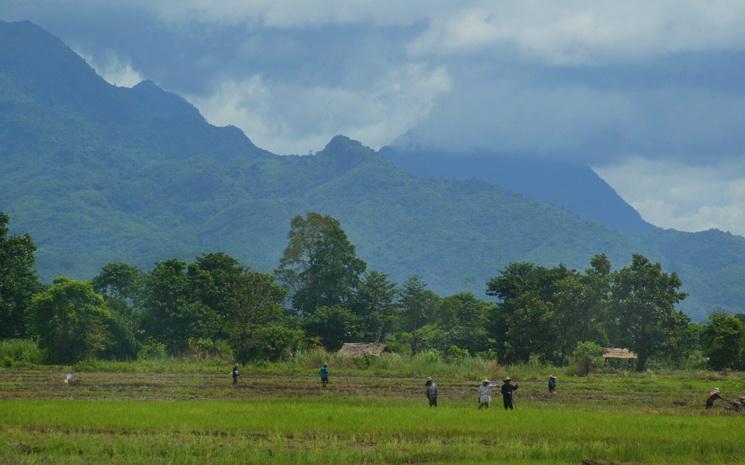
1,368,744,464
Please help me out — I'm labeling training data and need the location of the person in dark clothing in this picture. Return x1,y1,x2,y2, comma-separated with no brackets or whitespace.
231,366,240,384
425,377,438,407
706,388,722,409
501,377,519,410
320,363,329,388
548,375,557,394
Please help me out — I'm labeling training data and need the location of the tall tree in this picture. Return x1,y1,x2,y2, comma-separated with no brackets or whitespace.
276,213,366,315
226,271,298,362
702,312,745,370
351,271,399,342
188,252,247,338
303,305,362,351
610,254,688,371
0,212,40,338
436,292,492,355
28,277,136,363
398,275,438,355
140,259,216,355
92,262,145,319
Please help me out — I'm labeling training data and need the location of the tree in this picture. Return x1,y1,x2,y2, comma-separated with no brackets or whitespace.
237,325,303,362
0,212,41,338
92,262,145,303
610,254,688,371
140,259,216,355
188,253,247,339
276,213,366,315
702,312,745,370
351,271,399,342
436,292,492,355
398,275,439,355
226,271,293,362
303,305,362,351
92,262,145,321
486,263,572,363
28,277,135,363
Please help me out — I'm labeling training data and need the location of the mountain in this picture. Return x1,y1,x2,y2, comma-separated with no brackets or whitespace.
2,20,745,321
380,146,651,233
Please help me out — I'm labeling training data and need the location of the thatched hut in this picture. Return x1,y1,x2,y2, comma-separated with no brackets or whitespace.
337,342,389,358
602,348,638,359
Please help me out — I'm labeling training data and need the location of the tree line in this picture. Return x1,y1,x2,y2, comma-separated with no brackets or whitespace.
2,211,745,371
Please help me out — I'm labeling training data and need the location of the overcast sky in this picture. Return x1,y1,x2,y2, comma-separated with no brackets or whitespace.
5,1,745,234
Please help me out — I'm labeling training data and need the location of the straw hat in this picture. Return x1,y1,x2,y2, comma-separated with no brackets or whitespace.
504,377,512,382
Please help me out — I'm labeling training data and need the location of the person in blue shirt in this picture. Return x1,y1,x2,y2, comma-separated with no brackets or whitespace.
231,366,240,385
320,363,329,388
548,374,557,394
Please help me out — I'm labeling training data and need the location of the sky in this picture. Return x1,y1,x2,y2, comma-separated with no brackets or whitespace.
5,0,745,234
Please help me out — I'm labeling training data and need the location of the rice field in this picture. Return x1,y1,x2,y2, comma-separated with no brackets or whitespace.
1,368,744,464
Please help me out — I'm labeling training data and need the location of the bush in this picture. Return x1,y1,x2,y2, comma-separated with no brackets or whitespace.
139,342,168,360
186,338,234,361
0,339,44,367
235,326,303,363
572,341,603,376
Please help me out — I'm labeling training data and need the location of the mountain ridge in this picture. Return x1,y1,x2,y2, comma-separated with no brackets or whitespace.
2,21,745,321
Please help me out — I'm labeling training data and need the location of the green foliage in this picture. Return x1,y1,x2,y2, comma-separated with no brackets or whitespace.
238,325,303,362
0,339,43,367
0,212,40,338
351,271,399,342
398,275,439,354
610,254,689,371
140,259,216,355
138,342,167,360
303,305,362,351
276,212,366,315
28,277,136,363
572,341,603,376
702,312,745,370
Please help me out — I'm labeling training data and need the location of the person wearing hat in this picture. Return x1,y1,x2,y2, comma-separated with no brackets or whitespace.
425,377,438,407
547,375,557,394
706,388,722,409
320,363,330,388
478,379,497,409
500,377,519,410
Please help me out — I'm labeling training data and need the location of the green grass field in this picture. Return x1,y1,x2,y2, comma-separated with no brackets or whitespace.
1,367,744,464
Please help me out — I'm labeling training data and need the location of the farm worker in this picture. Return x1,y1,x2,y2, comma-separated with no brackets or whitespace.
548,375,557,394
478,379,497,409
64,372,73,385
425,377,438,407
706,388,722,409
320,363,329,388
231,366,240,384
501,377,519,410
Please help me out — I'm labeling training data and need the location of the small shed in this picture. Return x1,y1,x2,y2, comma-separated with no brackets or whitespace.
602,348,637,360
337,342,389,358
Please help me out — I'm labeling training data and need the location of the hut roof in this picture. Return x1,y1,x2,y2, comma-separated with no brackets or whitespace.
602,348,638,359
337,342,389,357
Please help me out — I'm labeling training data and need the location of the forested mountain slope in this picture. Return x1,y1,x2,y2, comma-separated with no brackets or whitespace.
2,21,744,320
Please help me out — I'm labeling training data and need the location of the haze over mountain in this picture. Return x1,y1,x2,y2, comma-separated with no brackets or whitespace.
2,21,745,321
381,144,652,233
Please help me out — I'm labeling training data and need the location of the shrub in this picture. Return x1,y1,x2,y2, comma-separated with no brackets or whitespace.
0,339,43,367
572,341,603,376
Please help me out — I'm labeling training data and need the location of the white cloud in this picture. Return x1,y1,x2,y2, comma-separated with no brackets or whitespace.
189,64,451,154
79,51,144,87
596,158,745,234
